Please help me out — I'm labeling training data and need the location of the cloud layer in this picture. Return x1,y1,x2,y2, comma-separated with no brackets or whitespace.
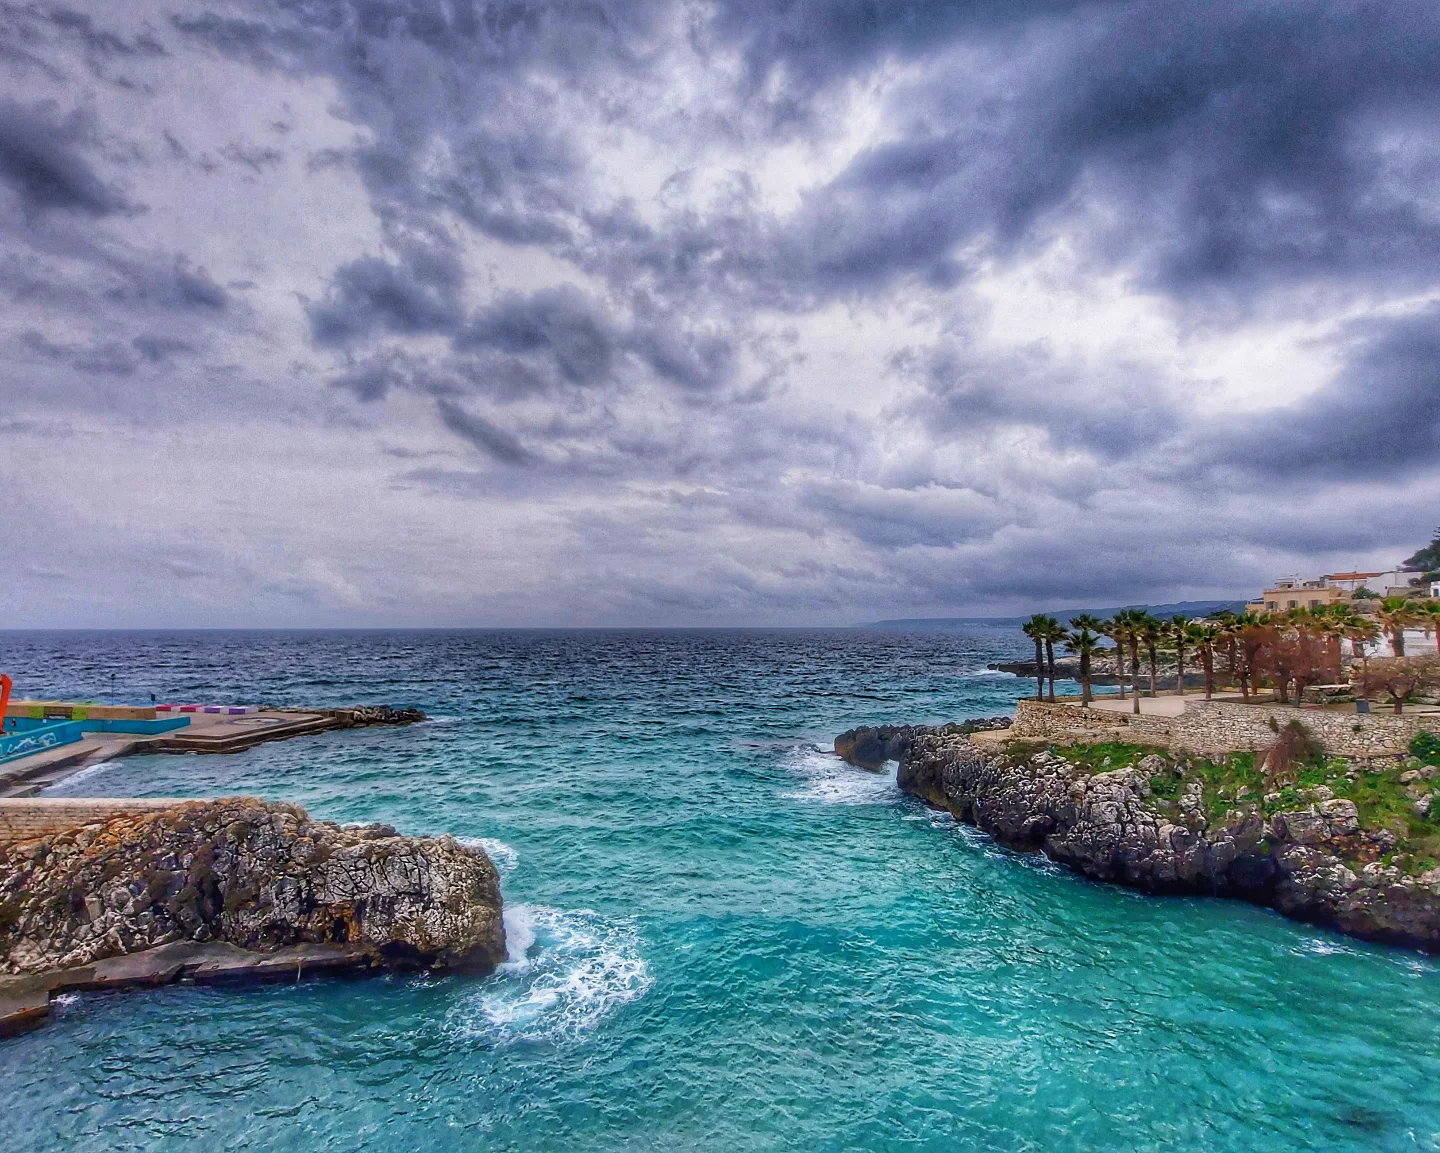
1,0,1436,626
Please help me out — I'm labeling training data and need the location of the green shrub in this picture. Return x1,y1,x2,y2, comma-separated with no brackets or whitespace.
1411,731,1440,766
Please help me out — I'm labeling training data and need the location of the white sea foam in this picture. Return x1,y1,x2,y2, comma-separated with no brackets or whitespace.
780,745,901,806
447,905,651,1045
455,837,520,877
46,760,116,792
1295,936,1358,958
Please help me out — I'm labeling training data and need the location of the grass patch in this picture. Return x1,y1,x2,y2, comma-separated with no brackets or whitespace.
1044,740,1167,774
1039,740,1440,873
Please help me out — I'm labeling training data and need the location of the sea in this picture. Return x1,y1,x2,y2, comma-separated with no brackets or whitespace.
1,628,1438,1152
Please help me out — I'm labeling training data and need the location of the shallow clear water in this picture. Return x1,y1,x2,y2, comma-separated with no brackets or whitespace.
2,629,1438,1152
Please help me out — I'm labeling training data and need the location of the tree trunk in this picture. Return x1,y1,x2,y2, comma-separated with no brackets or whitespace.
1080,649,1092,706
1115,644,1126,699
1175,644,1186,695
1391,628,1406,658
1130,641,1142,714
1202,648,1214,700
1033,640,1044,700
1147,647,1158,697
1045,639,1057,704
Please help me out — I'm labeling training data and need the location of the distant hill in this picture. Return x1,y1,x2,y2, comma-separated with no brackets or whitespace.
863,600,1248,630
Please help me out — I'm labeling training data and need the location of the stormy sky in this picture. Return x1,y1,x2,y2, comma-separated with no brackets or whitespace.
2,1,1438,627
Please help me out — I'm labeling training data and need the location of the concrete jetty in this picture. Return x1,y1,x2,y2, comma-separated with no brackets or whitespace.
0,702,426,797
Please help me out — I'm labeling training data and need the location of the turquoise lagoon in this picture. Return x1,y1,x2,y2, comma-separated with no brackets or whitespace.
1,629,1437,1151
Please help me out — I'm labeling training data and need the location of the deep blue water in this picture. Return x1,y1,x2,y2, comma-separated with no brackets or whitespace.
1,629,1438,1152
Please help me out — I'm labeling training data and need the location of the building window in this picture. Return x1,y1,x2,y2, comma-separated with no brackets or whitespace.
1288,600,1298,608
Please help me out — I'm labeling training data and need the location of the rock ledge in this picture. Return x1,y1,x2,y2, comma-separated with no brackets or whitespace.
842,724,1440,953
0,797,505,1034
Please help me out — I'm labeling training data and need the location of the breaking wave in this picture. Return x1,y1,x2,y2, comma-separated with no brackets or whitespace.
448,905,651,1045
456,836,520,877
780,745,901,805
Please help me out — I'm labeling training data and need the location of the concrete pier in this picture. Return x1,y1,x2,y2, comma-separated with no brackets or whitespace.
0,703,425,797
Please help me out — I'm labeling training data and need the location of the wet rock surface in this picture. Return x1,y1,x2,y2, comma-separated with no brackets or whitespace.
834,718,1010,770
883,727,1440,953
0,797,505,978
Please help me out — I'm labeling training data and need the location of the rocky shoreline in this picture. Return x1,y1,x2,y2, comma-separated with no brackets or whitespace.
0,797,505,1035
836,725,1440,952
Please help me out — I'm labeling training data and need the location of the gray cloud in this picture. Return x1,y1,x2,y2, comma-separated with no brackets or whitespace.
457,287,616,386
0,98,129,215
2,0,1438,626
308,236,462,345
1201,307,1440,483
435,399,534,466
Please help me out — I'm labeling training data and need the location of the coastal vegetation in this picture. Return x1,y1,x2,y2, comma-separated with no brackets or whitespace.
1023,593,1440,711
998,729,1440,876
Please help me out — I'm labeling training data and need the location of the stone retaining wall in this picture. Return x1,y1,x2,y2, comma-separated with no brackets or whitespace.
1010,700,1131,741
1172,700,1439,758
1010,698,1440,758
0,799,197,844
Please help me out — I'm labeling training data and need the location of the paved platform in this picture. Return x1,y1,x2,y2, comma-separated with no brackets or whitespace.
0,710,339,797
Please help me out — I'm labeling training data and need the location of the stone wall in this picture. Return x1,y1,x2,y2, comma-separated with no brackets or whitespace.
1011,700,1137,741
1009,697,1440,758
0,799,197,844
1171,700,1440,758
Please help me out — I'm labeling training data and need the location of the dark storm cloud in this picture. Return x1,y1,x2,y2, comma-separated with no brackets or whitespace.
307,237,463,345
1202,307,1440,482
457,286,615,385
6,0,1440,625
435,398,534,465
0,98,129,215
754,0,1440,305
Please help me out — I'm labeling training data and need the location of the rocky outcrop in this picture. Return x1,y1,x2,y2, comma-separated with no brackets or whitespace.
835,718,1010,770
889,728,1440,952
338,706,428,726
0,798,504,977
295,705,427,727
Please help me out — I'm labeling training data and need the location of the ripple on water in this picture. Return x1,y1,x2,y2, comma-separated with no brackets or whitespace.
447,905,652,1046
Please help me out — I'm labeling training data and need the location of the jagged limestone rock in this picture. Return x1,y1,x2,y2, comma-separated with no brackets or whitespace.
882,728,1440,953
0,798,504,976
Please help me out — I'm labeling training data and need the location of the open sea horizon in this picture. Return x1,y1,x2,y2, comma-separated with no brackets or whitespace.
2,628,1438,1152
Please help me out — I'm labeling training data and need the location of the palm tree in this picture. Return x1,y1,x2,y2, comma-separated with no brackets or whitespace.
1377,596,1419,657
1066,614,1104,706
1230,609,1270,700
1037,615,1067,703
1189,620,1219,699
1332,605,1379,678
1112,608,1146,714
1212,611,1240,690
1168,615,1190,695
1021,615,1047,701
1138,613,1164,698
1414,599,1440,647
1098,616,1126,700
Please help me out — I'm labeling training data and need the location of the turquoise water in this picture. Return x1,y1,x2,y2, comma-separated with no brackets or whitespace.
2,629,1438,1152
